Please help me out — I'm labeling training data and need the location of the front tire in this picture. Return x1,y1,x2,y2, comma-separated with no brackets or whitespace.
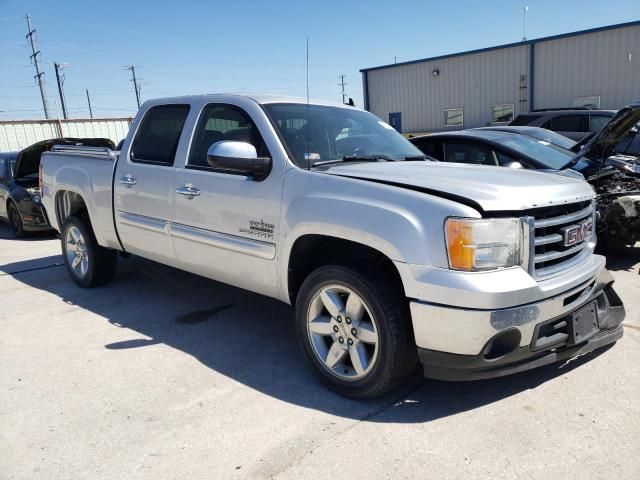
295,265,417,399
61,213,117,288
7,201,25,238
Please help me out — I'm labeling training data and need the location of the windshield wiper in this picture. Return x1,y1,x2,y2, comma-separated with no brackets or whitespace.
311,155,390,167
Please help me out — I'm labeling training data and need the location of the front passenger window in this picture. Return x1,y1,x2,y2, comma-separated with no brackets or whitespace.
188,104,269,168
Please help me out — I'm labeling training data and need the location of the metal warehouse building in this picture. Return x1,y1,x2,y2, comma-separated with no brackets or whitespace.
361,20,640,134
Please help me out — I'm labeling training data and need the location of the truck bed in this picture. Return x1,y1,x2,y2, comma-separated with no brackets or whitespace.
40,147,122,250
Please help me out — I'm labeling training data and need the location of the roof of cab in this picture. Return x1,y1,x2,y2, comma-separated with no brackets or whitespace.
141,93,354,109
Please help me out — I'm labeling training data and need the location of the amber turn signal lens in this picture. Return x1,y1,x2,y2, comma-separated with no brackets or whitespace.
446,219,474,270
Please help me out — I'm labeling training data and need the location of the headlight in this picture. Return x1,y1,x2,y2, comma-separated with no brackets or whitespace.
32,194,41,203
445,217,522,271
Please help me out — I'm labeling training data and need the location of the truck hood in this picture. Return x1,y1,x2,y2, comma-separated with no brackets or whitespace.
326,161,593,212
14,137,115,178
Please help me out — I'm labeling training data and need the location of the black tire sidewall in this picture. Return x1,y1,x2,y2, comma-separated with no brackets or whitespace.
295,266,409,398
61,216,96,288
8,202,24,237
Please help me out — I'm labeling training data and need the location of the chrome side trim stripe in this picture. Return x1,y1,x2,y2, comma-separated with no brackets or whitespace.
117,211,169,234
170,223,275,260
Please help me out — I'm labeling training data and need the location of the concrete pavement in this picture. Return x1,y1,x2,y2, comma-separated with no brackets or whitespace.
1,222,638,479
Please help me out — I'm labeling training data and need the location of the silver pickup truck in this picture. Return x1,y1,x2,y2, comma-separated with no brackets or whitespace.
40,94,625,398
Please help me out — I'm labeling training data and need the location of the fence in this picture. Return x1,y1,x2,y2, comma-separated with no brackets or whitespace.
0,118,133,152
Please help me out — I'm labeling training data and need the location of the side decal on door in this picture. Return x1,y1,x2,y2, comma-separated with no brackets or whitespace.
239,219,274,240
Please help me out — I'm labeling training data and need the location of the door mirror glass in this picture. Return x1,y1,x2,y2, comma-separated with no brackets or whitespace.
207,141,272,180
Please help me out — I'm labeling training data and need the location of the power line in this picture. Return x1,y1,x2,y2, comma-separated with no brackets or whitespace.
25,14,51,119
86,89,93,118
126,65,141,108
338,74,348,104
54,62,68,119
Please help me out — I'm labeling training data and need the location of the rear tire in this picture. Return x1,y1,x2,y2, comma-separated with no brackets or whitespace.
295,264,417,399
61,213,117,288
7,201,25,238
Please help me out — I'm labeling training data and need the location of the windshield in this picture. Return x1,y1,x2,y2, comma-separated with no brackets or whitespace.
524,129,576,150
263,103,424,168
494,134,573,170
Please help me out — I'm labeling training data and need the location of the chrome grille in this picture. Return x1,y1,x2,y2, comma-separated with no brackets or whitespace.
529,200,594,277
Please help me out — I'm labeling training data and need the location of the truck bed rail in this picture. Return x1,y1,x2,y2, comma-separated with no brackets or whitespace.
49,144,116,158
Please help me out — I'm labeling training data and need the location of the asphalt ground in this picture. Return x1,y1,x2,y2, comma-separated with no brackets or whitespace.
1,221,638,479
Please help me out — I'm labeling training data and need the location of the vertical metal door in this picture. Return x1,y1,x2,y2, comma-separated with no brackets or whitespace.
389,112,402,133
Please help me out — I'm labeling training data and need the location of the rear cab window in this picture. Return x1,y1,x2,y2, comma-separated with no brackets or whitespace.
131,105,190,166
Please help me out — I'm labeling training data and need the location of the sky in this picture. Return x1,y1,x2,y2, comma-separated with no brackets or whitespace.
0,0,638,120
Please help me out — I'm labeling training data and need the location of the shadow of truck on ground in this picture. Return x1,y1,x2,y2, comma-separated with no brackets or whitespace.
1,230,616,424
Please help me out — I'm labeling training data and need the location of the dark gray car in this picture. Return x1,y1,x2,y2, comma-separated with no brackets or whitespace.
510,109,616,141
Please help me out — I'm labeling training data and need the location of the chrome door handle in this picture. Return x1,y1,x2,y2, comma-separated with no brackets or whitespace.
176,184,201,199
119,175,137,187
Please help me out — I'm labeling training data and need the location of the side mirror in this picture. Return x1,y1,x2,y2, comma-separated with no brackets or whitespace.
504,161,524,169
206,141,272,181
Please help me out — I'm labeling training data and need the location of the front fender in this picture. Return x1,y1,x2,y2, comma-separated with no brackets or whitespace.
277,168,480,301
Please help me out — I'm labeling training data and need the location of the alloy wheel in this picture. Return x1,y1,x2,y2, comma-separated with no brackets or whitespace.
65,225,89,278
306,284,380,381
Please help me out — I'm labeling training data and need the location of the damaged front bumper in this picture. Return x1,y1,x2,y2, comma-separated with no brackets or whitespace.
410,268,625,381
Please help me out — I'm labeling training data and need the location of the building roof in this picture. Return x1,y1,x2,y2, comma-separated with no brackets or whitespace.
360,20,640,73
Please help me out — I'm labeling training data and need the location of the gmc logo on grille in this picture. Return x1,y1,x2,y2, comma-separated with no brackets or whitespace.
562,220,593,247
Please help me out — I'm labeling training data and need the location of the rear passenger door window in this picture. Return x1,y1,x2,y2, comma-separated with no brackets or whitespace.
131,105,190,165
187,104,269,169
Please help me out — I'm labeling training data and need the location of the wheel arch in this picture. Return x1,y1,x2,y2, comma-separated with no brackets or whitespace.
285,234,406,305
55,190,90,230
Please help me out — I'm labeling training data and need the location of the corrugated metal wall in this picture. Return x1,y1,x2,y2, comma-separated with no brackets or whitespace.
364,23,640,133
0,118,132,152
366,45,530,133
534,27,640,110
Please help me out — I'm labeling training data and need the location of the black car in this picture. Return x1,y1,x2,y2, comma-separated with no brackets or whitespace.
0,149,52,237
510,108,616,141
410,129,579,171
410,104,640,249
0,138,114,237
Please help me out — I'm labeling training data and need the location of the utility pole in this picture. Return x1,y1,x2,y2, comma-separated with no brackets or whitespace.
86,89,93,119
338,74,348,104
54,62,68,119
25,15,51,119
127,65,141,108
